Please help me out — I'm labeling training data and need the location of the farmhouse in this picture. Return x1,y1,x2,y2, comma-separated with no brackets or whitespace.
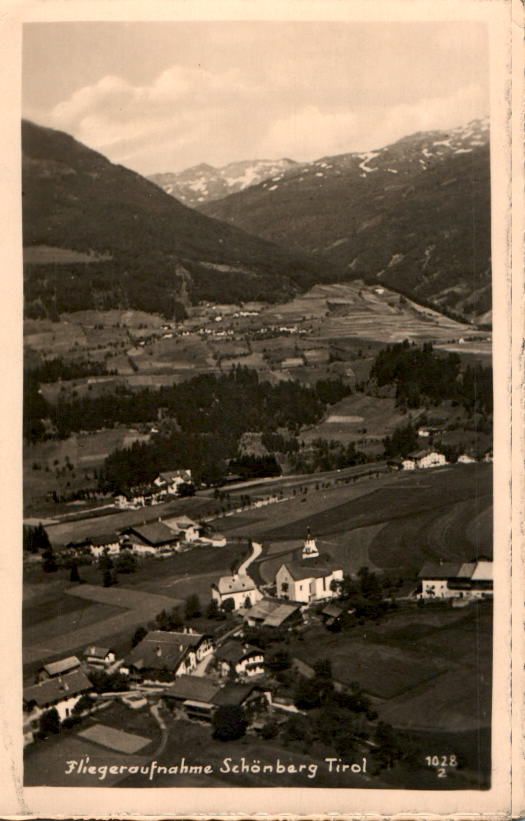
88,533,122,558
211,573,262,610
418,559,493,600
163,674,220,722
244,598,303,628
215,641,265,680
405,450,447,469
162,514,200,543
37,656,81,682
123,521,180,550
121,630,214,683
24,670,93,725
211,681,271,718
83,646,116,669
275,562,343,604
154,470,193,495
458,453,477,464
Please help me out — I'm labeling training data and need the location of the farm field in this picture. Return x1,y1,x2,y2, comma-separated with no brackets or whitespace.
214,464,492,577
300,393,421,447
288,602,492,732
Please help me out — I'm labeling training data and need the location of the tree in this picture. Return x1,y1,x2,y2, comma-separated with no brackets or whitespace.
185,593,202,620
115,550,137,574
41,545,58,573
221,597,235,613
206,599,220,619
40,707,60,735
244,596,252,608
212,705,247,741
131,626,147,647
103,569,114,587
72,693,94,715
69,562,81,583
177,482,195,497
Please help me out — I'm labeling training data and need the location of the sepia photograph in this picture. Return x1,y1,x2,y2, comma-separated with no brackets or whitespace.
7,1,515,813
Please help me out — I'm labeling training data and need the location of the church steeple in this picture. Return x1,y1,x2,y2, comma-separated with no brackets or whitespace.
302,527,319,559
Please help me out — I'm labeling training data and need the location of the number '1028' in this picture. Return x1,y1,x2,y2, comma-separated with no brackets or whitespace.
425,755,457,767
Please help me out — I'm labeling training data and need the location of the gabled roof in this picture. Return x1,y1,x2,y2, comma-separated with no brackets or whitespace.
125,631,203,671
212,682,258,707
163,514,198,531
263,602,301,627
215,641,262,664
84,646,111,659
418,562,464,580
407,449,431,459
158,470,192,482
246,598,276,621
216,574,258,595
281,562,334,581
164,674,219,703
24,670,91,707
42,656,80,677
90,533,119,547
470,560,493,582
128,521,179,546
321,603,345,619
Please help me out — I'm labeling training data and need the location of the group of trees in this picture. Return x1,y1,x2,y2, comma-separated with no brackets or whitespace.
335,566,395,622
23,523,51,554
26,366,351,446
27,357,113,384
370,340,492,415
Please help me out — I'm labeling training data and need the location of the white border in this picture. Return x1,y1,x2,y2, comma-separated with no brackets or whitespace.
0,0,514,816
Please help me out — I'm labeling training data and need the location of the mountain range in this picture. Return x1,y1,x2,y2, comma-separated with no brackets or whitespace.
148,158,297,209
22,117,491,323
22,121,330,318
201,118,491,321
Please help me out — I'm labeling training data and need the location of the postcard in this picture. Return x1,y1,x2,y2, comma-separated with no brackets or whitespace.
0,0,519,816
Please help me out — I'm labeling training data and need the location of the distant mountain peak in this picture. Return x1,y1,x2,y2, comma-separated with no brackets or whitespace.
148,157,298,207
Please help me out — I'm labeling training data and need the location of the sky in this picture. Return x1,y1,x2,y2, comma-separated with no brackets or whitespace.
23,21,489,176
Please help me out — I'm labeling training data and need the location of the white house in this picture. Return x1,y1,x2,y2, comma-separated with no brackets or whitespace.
154,470,193,495
162,515,200,543
458,453,476,464
275,562,343,604
83,646,116,669
418,559,493,600
211,574,262,610
121,630,214,683
215,642,265,680
405,450,447,469
401,458,416,470
88,533,121,558
23,670,93,726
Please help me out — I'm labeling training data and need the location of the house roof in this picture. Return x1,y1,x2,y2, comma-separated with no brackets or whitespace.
125,631,203,671
216,574,258,595
90,533,119,547
84,646,111,659
163,515,198,531
212,682,258,707
128,522,179,546
470,560,493,582
245,598,276,621
418,562,464,580
24,670,91,708
407,450,431,459
281,562,334,581
42,656,81,677
321,603,345,619
215,641,261,664
164,674,219,703
158,470,192,482
263,602,301,627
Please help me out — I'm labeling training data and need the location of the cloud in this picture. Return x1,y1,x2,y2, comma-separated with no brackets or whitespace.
45,60,488,174
257,84,488,161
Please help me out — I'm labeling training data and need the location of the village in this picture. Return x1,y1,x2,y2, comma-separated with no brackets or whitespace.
23,450,493,788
